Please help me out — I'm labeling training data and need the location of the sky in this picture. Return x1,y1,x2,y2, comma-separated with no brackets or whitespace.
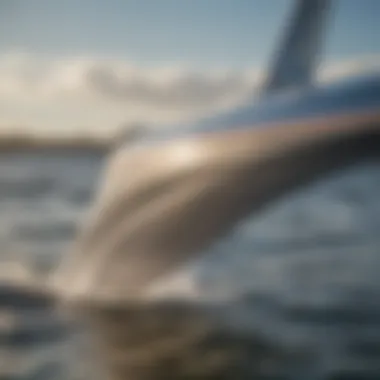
0,0,379,137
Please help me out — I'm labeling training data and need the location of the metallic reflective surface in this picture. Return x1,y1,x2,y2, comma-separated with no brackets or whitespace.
134,72,380,146
54,109,380,305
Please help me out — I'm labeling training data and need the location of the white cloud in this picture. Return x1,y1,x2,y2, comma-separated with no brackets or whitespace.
317,56,380,83
0,51,379,136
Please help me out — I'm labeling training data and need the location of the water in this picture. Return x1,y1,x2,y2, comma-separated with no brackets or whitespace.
0,150,104,380
0,150,104,270
0,150,379,379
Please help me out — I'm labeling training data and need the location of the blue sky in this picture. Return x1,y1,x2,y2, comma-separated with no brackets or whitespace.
0,0,379,136
1,0,378,67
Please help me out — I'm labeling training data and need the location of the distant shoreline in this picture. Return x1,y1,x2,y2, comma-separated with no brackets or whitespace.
0,136,111,152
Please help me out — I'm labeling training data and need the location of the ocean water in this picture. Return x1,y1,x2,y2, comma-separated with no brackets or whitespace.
0,150,104,272
0,149,379,380
0,150,104,380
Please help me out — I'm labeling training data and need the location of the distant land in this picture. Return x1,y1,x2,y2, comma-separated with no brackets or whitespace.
0,124,148,152
0,134,111,152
